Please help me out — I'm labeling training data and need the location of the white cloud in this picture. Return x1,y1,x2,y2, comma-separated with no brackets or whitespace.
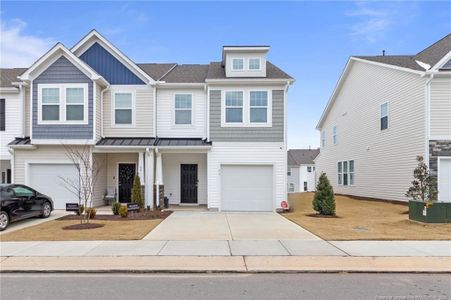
347,3,393,43
0,19,54,68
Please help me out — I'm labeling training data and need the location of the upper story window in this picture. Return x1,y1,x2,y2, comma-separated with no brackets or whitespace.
0,99,5,131
287,168,292,176
113,92,134,126
249,91,268,123
333,126,337,144
307,166,312,172
174,94,192,125
380,102,389,130
38,84,88,124
232,58,244,70
321,131,326,148
249,58,261,70
225,91,243,123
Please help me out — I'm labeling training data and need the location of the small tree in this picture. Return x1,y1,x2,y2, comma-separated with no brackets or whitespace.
131,175,144,209
406,156,438,205
313,172,336,216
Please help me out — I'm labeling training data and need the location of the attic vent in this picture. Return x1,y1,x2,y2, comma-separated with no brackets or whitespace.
382,50,386,56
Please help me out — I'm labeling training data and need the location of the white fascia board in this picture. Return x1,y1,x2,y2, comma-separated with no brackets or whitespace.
71,30,155,85
31,139,96,145
156,82,205,88
0,87,20,93
8,145,37,150
430,50,451,71
205,78,294,85
93,146,150,153
351,57,425,75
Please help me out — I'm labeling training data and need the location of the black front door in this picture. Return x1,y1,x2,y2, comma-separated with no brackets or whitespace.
181,164,198,204
118,163,136,203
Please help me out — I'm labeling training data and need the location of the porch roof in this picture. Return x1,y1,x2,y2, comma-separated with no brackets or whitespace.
8,137,32,146
95,137,212,147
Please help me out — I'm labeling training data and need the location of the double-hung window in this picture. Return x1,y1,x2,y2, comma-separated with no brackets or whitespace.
232,58,244,70
307,166,312,172
249,91,268,123
174,94,192,125
225,91,243,123
333,126,337,144
343,161,348,186
338,160,354,186
337,162,343,185
42,88,60,121
380,102,389,130
66,88,84,121
289,183,295,193
287,168,292,176
249,58,261,70
349,160,355,185
0,99,5,131
114,92,133,125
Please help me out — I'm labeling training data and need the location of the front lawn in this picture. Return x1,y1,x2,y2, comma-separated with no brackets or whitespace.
0,218,163,241
283,193,451,240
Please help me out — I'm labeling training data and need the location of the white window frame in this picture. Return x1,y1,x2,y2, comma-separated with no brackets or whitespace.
232,58,244,71
248,58,261,71
173,93,194,127
349,160,355,185
221,88,272,128
338,160,355,186
38,83,89,125
337,161,342,185
321,131,326,148
287,168,292,176
288,183,295,193
112,90,136,128
380,102,389,131
248,90,270,125
333,125,337,145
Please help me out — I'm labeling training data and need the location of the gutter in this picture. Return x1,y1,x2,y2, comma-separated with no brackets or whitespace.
100,85,110,138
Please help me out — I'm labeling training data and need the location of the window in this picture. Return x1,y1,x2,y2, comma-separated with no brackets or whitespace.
0,99,5,131
333,126,337,144
321,131,326,148
287,168,292,176
114,92,133,125
249,91,268,123
42,88,60,121
304,182,308,192
66,88,84,121
380,102,389,130
225,91,243,123
12,186,34,197
249,58,261,70
338,160,354,186
343,161,348,186
232,58,244,70
174,94,192,125
349,160,355,185
307,166,312,172
289,183,295,193
337,162,342,185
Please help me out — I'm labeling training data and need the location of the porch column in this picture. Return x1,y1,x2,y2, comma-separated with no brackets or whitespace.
138,152,144,181
145,148,154,208
155,150,163,207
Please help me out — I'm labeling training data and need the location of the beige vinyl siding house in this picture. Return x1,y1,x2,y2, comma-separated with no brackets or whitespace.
430,78,451,138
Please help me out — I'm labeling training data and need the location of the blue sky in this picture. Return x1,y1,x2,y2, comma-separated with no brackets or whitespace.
1,1,450,148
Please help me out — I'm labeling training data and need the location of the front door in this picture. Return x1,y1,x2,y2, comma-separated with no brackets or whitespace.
181,164,198,204
118,163,136,203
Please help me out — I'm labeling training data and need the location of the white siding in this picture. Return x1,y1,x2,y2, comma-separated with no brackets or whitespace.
0,91,23,160
93,153,107,207
156,88,206,138
161,153,207,205
105,153,139,191
316,61,427,202
25,87,30,137
430,77,451,138
299,165,316,192
287,166,300,192
207,142,286,210
103,86,153,137
95,82,102,141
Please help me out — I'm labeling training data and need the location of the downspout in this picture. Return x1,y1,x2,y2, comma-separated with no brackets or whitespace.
153,85,157,137
424,73,434,167
283,81,290,202
205,83,209,141
8,148,14,183
100,85,110,138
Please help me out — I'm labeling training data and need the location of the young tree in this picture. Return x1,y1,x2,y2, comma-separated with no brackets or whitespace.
60,144,100,224
406,156,438,204
313,172,336,216
131,175,144,209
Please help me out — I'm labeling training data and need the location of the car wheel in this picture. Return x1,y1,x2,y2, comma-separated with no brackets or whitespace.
0,211,9,231
41,202,52,218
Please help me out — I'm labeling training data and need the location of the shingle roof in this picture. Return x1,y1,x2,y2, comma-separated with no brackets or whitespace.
0,68,27,88
160,64,209,83
96,137,211,147
8,137,31,146
155,137,211,146
206,61,293,80
288,149,320,166
137,63,177,81
355,33,451,71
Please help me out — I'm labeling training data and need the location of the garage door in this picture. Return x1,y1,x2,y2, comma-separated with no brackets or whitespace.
221,165,273,211
29,164,79,209
439,158,451,202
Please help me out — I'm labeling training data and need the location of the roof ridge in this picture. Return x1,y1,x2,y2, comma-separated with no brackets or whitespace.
415,33,451,57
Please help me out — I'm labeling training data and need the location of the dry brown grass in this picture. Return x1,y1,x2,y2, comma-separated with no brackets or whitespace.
283,193,451,241
0,219,163,241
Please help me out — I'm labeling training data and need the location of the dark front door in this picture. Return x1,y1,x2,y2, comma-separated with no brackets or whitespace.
118,163,136,203
181,164,198,204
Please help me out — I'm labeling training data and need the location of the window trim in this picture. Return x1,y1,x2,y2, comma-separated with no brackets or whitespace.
338,160,355,186
111,90,136,128
231,58,244,71
333,125,337,145
248,90,270,125
248,58,261,71
173,93,194,127
380,102,389,131
321,131,326,148
288,183,295,193
287,168,292,176
37,83,89,125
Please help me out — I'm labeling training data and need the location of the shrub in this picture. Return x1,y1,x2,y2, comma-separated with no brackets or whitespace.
119,205,128,218
112,202,121,215
312,172,336,216
85,207,97,219
131,175,144,209
406,156,438,204
76,204,85,216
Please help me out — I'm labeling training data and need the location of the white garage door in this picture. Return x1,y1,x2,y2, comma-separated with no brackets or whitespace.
439,158,451,202
29,164,79,209
221,165,273,212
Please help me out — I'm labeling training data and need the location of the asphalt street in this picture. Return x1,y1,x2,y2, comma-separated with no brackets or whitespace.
0,273,450,300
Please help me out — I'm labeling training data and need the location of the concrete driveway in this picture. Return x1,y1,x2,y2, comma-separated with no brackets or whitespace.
0,210,67,236
144,211,320,241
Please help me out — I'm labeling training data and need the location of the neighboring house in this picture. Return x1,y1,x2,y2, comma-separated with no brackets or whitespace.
287,149,319,193
315,34,451,203
1,30,294,211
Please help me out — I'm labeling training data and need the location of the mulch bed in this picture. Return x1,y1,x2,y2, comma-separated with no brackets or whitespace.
305,213,341,218
58,210,172,221
62,223,105,230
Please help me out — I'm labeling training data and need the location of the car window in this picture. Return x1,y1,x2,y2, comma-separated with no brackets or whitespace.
12,186,35,197
1,188,14,199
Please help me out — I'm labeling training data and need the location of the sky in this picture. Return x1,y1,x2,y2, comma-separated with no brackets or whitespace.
1,1,450,149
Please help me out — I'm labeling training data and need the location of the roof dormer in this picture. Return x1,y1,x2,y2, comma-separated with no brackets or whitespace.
222,46,270,78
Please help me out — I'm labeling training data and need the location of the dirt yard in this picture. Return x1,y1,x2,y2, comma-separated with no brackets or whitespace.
283,193,451,240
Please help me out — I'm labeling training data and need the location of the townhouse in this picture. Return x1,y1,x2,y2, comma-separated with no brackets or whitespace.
315,34,451,202
287,148,319,193
0,30,293,211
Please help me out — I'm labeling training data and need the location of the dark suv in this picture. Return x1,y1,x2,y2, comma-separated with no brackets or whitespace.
0,184,54,231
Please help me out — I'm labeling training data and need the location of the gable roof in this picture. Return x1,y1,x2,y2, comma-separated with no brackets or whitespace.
0,68,27,87
137,63,177,81
288,149,320,166
160,64,209,83
206,61,293,80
